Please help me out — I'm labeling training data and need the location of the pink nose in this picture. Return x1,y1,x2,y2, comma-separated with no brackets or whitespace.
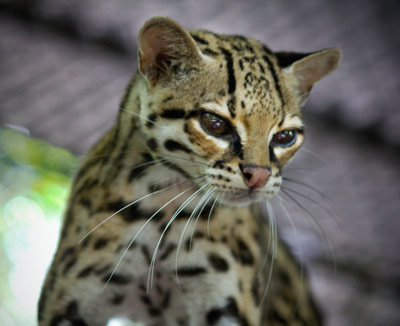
240,164,271,189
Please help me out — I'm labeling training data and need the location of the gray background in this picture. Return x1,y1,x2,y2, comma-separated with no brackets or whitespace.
1,1,399,325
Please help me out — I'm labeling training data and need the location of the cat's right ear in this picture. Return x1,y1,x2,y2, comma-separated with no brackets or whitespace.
138,17,201,85
277,49,341,104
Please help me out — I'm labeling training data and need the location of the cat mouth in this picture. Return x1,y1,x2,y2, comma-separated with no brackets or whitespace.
220,189,265,205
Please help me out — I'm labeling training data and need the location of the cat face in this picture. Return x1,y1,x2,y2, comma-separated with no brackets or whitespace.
129,17,340,206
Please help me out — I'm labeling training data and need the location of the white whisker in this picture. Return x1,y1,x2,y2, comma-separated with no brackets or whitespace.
79,175,205,243
148,184,209,291
115,158,167,182
276,195,307,315
160,152,210,167
257,201,277,306
120,108,156,125
102,184,196,291
281,185,338,222
276,195,304,275
174,186,213,288
300,147,328,164
188,187,216,250
207,193,221,240
281,188,336,272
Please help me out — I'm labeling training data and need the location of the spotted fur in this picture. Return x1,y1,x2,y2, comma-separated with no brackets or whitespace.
39,17,340,326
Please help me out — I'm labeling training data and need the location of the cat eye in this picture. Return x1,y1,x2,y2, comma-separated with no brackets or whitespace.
199,112,232,137
271,129,297,147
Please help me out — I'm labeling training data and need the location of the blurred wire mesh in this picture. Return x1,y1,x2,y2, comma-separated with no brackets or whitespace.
0,1,399,325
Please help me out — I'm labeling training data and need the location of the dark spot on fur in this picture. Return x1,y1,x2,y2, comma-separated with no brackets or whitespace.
138,283,146,292
225,297,239,316
141,295,152,306
78,198,92,210
252,277,260,305
146,114,157,128
163,291,171,308
128,162,151,182
269,309,287,324
94,264,112,276
164,140,192,153
147,138,158,151
239,59,244,70
279,269,292,285
111,294,125,305
161,108,186,119
160,243,176,260
185,238,193,251
176,266,206,276
80,234,91,248
213,160,225,169
227,97,236,117
63,257,77,275
77,265,95,278
60,247,75,263
49,301,89,326
94,238,108,250
141,245,152,264
258,63,265,74
206,297,242,325
203,48,219,56
235,239,254,265
208,253,229,272
148,307,162,316
191,34,209,45
100,200,155,223
163,95,174,103
156,284,163,295
207,308,222,325
102,273,131,284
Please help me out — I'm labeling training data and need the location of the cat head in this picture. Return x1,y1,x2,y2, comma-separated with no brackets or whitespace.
125,17,340,206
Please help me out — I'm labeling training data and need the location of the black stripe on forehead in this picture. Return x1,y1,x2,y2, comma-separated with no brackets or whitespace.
219,47,236,94
262,54,284,108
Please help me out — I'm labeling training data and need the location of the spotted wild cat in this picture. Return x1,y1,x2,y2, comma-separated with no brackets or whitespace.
38,16,340,326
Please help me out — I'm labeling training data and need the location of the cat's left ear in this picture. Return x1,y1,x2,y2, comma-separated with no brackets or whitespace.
137,17,201,85
277,49,341,102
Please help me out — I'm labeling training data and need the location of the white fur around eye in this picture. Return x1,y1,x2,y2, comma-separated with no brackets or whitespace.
235,121,247,144
272,145,287,158
202,102,231,118
281,116,304,130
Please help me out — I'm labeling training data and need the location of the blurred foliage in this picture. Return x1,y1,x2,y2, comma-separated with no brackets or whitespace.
0,128,77,326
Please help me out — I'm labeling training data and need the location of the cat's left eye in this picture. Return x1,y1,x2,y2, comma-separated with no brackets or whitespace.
199,112,232,137
271,129,297,147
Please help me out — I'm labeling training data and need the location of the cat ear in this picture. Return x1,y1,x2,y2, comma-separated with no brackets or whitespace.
277,49,341,102
138,17,201,85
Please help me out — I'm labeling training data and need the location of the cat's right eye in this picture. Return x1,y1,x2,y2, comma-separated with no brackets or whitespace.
271,129,297,147
199,112,233,137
